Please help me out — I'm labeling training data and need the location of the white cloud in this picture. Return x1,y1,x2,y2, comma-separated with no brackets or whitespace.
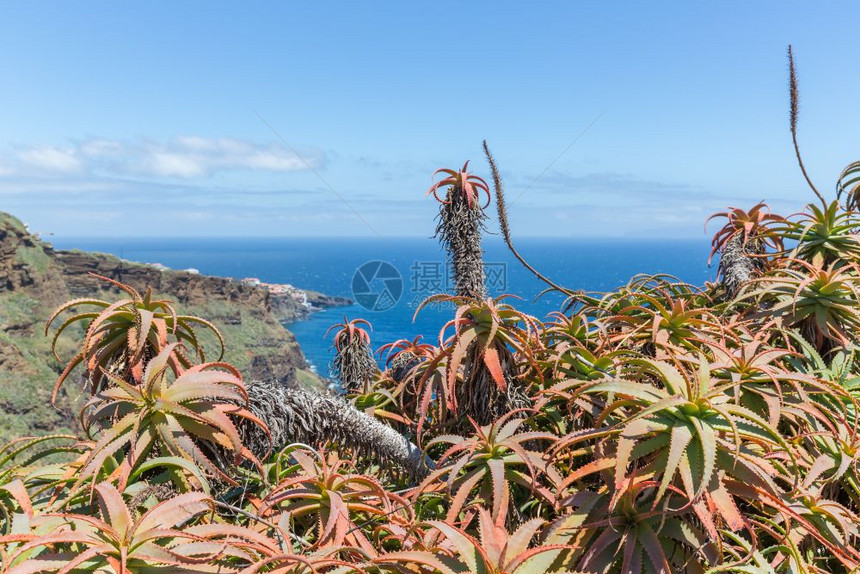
245,151,306,171
134,138,309,178
148,151,208,178
3,136,321,180
17,146,83,173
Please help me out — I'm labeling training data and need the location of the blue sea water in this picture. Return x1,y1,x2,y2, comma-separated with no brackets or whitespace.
50,237,715,375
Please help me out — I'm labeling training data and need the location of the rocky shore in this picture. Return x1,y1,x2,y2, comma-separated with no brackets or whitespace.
53,249,351,324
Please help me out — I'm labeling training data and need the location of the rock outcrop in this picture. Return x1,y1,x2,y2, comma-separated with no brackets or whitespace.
0,211,349,442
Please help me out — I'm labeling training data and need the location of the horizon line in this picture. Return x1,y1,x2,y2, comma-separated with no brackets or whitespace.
46,234,712,242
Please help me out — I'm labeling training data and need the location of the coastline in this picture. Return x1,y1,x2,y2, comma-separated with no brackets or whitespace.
0,211,352,441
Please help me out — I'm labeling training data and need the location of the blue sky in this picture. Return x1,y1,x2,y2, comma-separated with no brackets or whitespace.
0,2,858,238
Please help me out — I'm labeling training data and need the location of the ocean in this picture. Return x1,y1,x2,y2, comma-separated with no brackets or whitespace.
50,237,714,376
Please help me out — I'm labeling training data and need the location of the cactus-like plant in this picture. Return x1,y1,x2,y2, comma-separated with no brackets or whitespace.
327,318,376,395
428,161,489,299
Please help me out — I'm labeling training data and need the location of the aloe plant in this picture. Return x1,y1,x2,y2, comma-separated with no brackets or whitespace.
706,203,786,265
0,483,251,573
260,448,410,553
707,203,786,297
428,161,490,300
417,410,561,524
546,475,718,572
555,357,792,535
327,318,376,395
79,343,267,488
737,258,860,349
45,273,223,400
415,295,540,428
837,159,860,211
377,507,571,574
780,201,860,265
379,335,435,384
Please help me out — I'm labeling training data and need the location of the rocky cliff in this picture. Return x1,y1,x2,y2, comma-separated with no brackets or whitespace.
0,211,350,443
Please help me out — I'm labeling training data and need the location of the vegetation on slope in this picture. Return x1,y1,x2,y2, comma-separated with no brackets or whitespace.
0,214,336,444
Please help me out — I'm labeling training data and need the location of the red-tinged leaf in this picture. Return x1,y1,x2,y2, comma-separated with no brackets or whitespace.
487,457,508,521
51,352,84,403
687,417,716,499
47,311,99,360
448,327,478,390
426,520,487,573
165,379,247,405
184,523,281,552
614,418,654,497
159,415,232,483
0,480,33,518
179,315,225,360
76,414,137,489
578,526,622,570
620,527,640,573
708,475,744,531
83,299,134,344
87,272,142,299
318,490,349,546
94,483,133,539
135,309,154,360
580,379,665,403
482,346,507,391
136,491,213,533
55,547,107,574
639,523,673,573
563,460,620,492
445,470,484,522
656,422,693,503
503,517,545,563
45,298,109,333
373,551,461,574
143,342,180,390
